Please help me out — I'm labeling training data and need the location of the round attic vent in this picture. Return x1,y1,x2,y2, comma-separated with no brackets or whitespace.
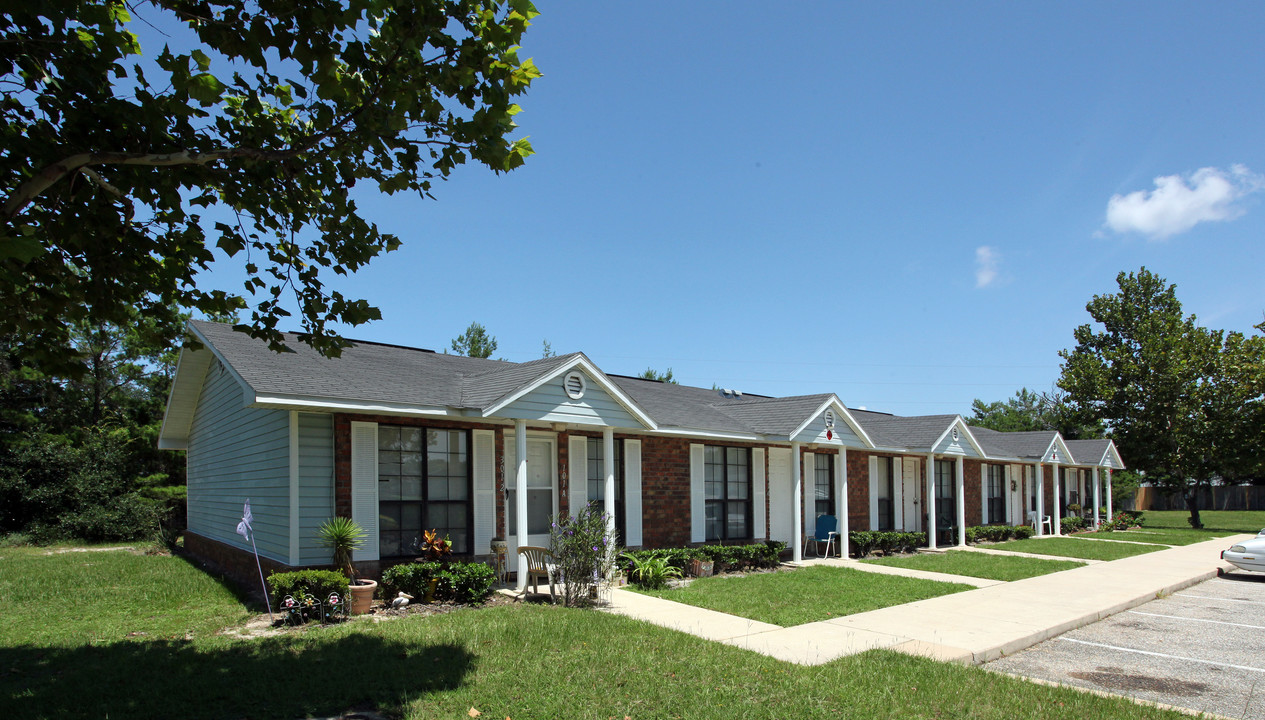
951,428,959,441
824,409,835,428
564,371,586,400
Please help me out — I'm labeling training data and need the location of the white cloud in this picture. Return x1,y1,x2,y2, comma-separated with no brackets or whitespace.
974,245,1000,288
1105,164,1264,240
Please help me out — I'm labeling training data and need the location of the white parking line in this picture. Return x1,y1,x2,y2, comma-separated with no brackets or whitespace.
1058,638,1265,673
1128,610,1265,631
1175,593,1265,606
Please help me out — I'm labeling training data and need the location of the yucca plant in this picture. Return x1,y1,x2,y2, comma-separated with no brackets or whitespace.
316,517,367,581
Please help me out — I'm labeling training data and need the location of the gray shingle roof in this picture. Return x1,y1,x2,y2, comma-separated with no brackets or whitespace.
192,320,506,409
1065,439,1111,466
968,426,1060,459
848,410,960,449
183,322,1118,463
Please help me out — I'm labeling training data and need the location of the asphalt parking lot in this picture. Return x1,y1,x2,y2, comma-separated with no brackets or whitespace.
987,569,1265,719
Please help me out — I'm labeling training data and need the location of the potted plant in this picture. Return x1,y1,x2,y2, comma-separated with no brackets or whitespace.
317,517,375,614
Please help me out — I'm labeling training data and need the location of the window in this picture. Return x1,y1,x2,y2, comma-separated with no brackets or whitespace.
934,459,955,531
586,437,625,544
378,426,471,558
875,457,895,531
1065,468,1080,507
814,454,835,518
704,446,751,541
985,464,1005,524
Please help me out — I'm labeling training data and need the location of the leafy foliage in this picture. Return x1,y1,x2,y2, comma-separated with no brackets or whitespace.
548,506,619,607
637,367,677,384
969,387,1102,439
449,321,498,359
0,312,186,542
846,531,927,558
2,1,540,369
379,560,496,605
315,516,366,580
266,569,350,611
622,553,681,590
0,427,163,542
1058,268,1265,528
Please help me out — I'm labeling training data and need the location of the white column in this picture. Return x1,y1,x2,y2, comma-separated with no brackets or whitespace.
1106,468,1114,521
603,427,615,537
515,419,528,590
1052,462,1062,535
839,448,849,557
791,442,803,562
1091,467,1101,530
1035,463,1044,536
956,456,966,546
926,453,937,550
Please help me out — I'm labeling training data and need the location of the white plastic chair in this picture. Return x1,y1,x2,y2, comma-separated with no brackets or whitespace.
1027,511,1052,535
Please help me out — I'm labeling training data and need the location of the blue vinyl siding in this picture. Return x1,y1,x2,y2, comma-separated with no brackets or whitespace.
297,413,335,564
186,359,291,563
499,372,641,427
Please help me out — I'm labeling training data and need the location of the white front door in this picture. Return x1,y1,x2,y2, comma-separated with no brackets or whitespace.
505,435,557,563
901,457,921,532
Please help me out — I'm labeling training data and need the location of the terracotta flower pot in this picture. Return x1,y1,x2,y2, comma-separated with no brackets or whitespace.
350,579,377,615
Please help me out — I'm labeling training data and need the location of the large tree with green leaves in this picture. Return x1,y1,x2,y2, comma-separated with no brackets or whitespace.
449,321,496,358
1,0,539,374
1057,268,1260,527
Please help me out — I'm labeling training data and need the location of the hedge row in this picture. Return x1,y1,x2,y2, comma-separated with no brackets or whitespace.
266,569,350,609
621,542,785,574
380,561,497,605
965,524,1034,543
846,531,927,558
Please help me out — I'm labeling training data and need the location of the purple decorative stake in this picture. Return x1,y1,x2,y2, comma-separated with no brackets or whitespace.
236,499,273,622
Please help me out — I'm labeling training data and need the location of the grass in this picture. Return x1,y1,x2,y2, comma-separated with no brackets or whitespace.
862,550,1084,581
0,545,1200,720
0,545,251,646
633,565,973,626
1077,528,1234,546
1139,509,1265,533
987,536,1166,561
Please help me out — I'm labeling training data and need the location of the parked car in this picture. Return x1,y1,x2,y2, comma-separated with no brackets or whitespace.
1221,532,1265,573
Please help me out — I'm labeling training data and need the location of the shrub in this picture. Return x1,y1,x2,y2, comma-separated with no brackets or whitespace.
848,530,878,558
549,506,619,607
697,542,783,571
620,547,699,574
1012,525,1034,540
623,553,682,589
1060,516,1087,533
267,569,350,610
850,530,925,556
380,560,497,604
443,562,496,604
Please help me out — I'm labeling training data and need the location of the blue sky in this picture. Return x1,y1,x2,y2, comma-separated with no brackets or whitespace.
197,2,1265,415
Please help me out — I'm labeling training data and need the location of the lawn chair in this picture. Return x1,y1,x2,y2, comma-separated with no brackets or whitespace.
1027,511,1052,535
517,545,556,603
803,514,839,558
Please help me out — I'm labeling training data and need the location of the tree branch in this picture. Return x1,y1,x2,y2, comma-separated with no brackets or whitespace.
4,147,302,220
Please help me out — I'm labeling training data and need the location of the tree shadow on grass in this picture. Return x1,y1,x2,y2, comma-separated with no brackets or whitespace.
0,633,473,720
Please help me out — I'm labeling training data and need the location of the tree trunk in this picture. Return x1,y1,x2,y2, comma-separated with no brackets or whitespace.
1184,488,1203,529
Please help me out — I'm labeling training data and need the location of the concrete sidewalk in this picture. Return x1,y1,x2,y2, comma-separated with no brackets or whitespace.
601,535,1247,666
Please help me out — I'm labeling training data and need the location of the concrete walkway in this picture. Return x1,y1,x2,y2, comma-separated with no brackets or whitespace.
601,535,1248,667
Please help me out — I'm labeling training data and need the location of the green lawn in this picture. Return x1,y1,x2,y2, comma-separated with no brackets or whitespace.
1139,509,1265,533
862,550,1084,581
635,565,973,626
0,545,1197,720
988,536,1166,561
1078,528,1234,546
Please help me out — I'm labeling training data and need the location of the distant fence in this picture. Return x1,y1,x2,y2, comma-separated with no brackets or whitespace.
1129,485,1265,511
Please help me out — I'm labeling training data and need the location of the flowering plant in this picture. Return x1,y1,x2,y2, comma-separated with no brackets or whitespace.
548,505,620,607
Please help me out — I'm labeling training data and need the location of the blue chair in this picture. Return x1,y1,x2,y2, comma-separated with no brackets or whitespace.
803,514,839,558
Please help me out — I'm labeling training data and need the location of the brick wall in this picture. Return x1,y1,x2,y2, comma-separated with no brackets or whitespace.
640,436,692,547
965,459,983,526
846,450,869,531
